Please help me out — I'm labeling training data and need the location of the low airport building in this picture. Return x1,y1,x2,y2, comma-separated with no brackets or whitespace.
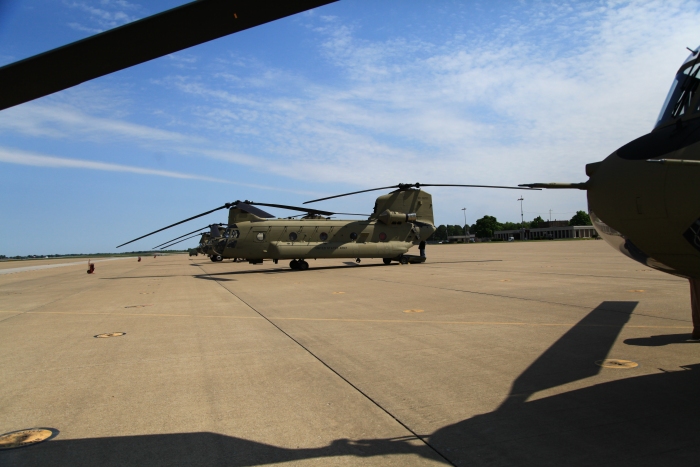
446,234,476,243
494,221,597,240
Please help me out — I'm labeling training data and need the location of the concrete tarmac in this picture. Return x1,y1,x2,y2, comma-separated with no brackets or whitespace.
1,241,698,466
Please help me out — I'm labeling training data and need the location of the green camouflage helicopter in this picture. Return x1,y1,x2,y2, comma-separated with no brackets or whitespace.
118,184,533,270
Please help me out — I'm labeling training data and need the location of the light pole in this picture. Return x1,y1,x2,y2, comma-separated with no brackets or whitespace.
461,207,467,236
517,197,524,225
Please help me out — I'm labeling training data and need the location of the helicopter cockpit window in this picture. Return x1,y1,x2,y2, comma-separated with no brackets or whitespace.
655,57,700,129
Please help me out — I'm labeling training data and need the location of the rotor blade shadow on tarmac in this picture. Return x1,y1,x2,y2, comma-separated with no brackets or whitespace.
498,300,637,409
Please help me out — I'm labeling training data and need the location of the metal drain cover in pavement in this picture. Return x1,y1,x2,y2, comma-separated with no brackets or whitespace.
94,332,126,338
0,429,54,450
596,359,638,369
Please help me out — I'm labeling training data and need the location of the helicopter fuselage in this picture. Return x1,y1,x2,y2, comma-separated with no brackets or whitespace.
211,217,427,262
587,135,700,280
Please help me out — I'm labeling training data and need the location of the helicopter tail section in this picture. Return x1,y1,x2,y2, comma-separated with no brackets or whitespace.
373,189,435,226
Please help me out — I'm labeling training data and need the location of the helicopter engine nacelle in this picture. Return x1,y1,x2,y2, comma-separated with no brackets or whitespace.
378,210,417,225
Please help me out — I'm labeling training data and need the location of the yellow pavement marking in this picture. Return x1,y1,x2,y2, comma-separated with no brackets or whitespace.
332,292,345,294
596,359,638,369
10,310,691,329
627,289,645,293
0,428,53,450
403,309,424,313
95,332,126,338
499,279,511,282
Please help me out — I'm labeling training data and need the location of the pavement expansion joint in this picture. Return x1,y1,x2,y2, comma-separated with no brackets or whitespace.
596,359,639,369
0,428,56,450
195,263,457,467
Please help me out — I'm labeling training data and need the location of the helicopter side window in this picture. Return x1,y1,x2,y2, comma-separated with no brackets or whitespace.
256,232,265,241
655,61,700,128
289,232,298,241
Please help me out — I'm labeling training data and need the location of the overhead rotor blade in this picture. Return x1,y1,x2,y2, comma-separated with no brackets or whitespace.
116,203,231,248
303,185,403,204
159,232,208,250
304,183,539,204
0,0,336,111
417,184,540,190
245,201,368,217
151,225,213,249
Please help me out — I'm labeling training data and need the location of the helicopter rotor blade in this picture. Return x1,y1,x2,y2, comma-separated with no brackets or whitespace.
116,203,231,248
0,0,336,111
302,185,403,204
417,183,541,191
304,183,540,204
244,201,368,217
151,225,213,249
159,232,208,250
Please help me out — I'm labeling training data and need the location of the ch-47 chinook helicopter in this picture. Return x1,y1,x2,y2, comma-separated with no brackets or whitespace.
521,46,700,339
117,184,534,269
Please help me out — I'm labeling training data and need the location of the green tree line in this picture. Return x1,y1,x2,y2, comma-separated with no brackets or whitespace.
429,211,592,240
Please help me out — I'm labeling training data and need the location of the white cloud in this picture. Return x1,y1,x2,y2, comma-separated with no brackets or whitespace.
0,147,231,182
7,0,700,221
64,0,141,31
159,0,700,191
0,147,314,195
0,103,197,144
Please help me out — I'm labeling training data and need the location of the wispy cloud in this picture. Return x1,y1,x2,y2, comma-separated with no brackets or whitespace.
65,0,142,32
9,1,700,199
0,147,231,183
158,0,700,189
0,103,198,144
0,147,314,195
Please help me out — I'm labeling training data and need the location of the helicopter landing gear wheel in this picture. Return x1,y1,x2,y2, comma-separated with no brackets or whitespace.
399,256,408,265
382,258,392,265
209,256,217,262
290,260,299,270
214,255,223,262
299,260,309,271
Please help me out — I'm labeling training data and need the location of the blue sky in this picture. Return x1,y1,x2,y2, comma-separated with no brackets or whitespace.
1,0,699,255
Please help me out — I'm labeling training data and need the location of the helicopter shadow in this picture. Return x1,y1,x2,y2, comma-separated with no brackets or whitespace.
191,262,390,278
624,333,699,346
189,259,504,279
5,301,698,466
